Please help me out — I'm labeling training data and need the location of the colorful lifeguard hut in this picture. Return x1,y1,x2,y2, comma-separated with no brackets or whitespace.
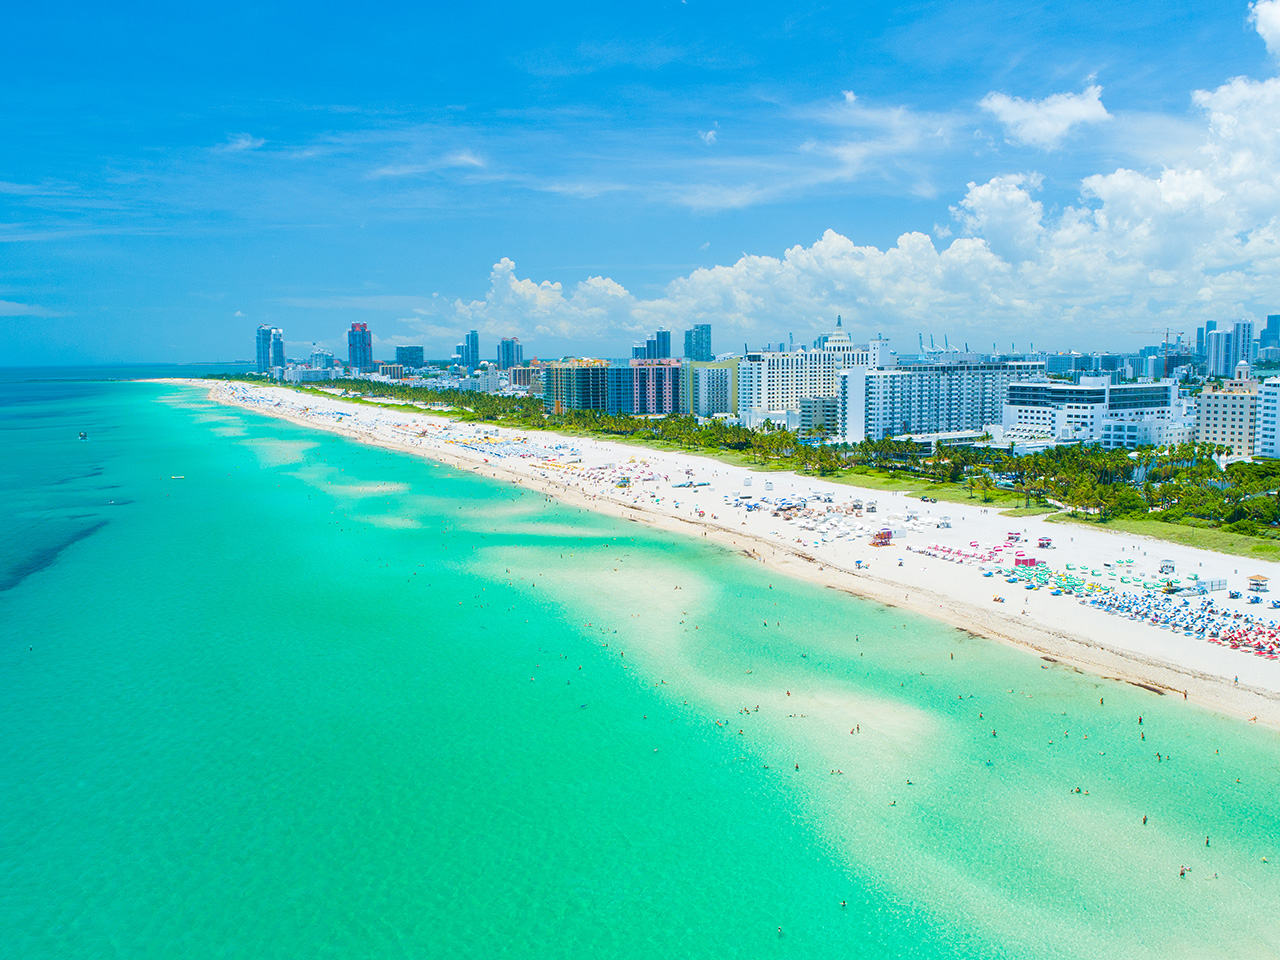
1248,574,1270,593
871,528,893,547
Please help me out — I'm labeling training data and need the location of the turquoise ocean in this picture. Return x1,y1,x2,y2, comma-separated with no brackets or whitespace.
3,376,1280,959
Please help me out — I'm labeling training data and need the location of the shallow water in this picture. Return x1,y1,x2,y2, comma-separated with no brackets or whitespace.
3,380,1279,959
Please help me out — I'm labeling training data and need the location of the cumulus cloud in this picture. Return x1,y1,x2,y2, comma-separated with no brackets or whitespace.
979,84,1110,149
420,67,1280,354
1253,0,1280,58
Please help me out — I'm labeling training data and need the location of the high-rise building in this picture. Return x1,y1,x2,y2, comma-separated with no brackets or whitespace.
840,357,1044,442
737,350,841,415
255,325,274,373
542,360,610,414
310,346,334,369
269,328,285,370
463,330,480,372
348,323,374,372
1003,377,1181,447
395,345,425,368
497,338,524,370
626,359,681,415
1263,315,1280,351
1197,320,1217,358
1205,321,1254,377
1256,376,1280,458
683,324,712,362
1198,363,1258,460
638,328,672,359
654,329,671,359
681,360,738,418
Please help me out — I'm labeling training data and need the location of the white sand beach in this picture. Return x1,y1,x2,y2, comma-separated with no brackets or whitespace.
195,380,1280,728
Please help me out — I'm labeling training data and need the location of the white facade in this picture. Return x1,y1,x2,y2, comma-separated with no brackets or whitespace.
1257,378,1280,458
689,365,734,417
1205,321,1255,378
737,350,839,419
285,366,335,383
1097,415,1194,450
840,360,1044,443
1002,377,1180,448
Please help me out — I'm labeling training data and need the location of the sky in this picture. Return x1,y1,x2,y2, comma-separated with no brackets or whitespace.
3,0,1280,364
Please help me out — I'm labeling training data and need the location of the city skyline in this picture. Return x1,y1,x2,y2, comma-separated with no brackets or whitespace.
4,2,1280,365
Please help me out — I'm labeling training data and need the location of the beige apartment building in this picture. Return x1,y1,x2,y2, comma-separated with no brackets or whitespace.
1196,362,1258,459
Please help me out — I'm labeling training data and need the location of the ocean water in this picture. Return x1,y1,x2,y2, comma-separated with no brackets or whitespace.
3,379,1280,960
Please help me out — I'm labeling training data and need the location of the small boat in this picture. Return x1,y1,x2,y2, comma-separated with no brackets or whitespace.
78,431,88,441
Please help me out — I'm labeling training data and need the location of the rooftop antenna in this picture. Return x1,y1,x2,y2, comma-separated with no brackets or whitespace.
836,315,842,328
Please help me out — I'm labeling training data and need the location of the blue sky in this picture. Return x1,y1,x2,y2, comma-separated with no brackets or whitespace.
3,1,1280,364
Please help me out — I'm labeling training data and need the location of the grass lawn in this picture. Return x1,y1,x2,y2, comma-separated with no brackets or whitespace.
1048,514,1280,560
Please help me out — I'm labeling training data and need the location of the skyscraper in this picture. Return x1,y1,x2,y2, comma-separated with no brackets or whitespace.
654,328,671,358
497,337,523,370
464,329,480,372
683,324,712,361
1204,322,1253,378
1263,315,1280,350
1198,320,1218,358
255,324,273,373
269,328,285,370
348,323,374,372
395,345,424,368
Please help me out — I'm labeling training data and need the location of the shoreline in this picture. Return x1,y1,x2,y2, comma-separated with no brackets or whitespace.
172,378,1280,731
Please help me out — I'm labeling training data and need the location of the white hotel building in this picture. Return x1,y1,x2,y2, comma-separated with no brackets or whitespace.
737,349,841,428
1002,377,1187,450
839,358,1044,443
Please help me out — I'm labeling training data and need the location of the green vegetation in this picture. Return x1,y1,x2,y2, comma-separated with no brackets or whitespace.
208,373,1280,552
1049,514,1280,561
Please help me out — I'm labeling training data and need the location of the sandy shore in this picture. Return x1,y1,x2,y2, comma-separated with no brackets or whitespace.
179,379,1280,729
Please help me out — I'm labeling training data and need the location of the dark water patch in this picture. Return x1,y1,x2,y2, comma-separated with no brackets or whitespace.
50,467,105,485
0,519,108,594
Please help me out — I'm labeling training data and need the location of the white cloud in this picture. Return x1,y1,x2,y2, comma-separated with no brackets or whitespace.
421,68,1280,354
700,129,717,145
218,133,265,152
979,84,1110,149
1253,0,1280,58
443,150,485,168
0,299,58,317
368,149,486,179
